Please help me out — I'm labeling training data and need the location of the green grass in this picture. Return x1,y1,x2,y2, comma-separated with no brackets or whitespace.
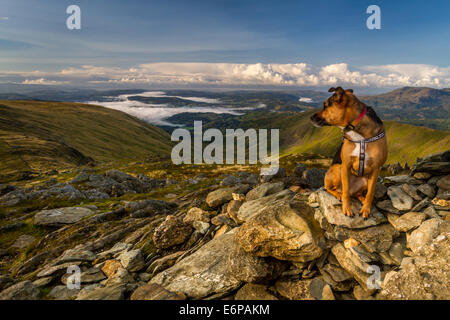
0,100,173,182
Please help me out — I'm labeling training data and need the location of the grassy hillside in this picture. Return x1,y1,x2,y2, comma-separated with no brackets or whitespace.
0,100,173,181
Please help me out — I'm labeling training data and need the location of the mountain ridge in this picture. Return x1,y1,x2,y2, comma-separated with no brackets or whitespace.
0,100,173,182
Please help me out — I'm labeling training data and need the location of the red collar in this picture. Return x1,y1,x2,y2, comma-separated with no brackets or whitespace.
343,107,367,132
354,107,367,124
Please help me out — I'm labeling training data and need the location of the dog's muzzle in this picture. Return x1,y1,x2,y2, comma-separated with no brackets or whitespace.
310,113,330,127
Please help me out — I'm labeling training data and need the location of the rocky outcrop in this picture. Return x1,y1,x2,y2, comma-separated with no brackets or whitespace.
0,281,39,300
148,231,242,299
152,215,193,249
0,151,448,301
205,185,250,208
236,189,293,223
236,200,325,262
380,231,450,300
33,207,94,227
312,190,386,229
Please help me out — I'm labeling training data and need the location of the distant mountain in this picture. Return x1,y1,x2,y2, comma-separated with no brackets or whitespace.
0,100,173,182
360,87,450,130
0,86,448,130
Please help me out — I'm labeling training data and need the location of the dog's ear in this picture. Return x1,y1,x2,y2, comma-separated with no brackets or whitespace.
346,89,353,93
328,87,345,101
334,87,345,100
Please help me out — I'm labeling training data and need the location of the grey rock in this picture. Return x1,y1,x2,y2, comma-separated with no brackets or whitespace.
245,182,285,201
331,243,377,293
205,185,250,208
401,184,422,201
221,175,241,186
235,283,278,300
124,199,174,218
387,186,413,211
10,234,35,250
183,207,211,224
82,189,110,200
387,212,426,232
131,283,186,300
70,173,90,183
388,242,405,265
315,190,386,229
376,200,400,214
97,242,132,260
32,277,53,288
384,175,421,185
147,251,185,276
374,183,387,199
293,163,307,177
381,232,450,300
260,167,286,183
33,207,93,227
192,221,210,234
412,160,450,175
237,189,293,223
413,172,432,180
303,168,326,189
118,249,145,272
30,183,85,202
407,218,450,254
0,281,39,300
411,198,431,212
436,175,450,191
274,278,314,300
150,231,242,299
422,205,440,218
334,223,398,253
236,200,325,262
436,188,450,201
228,238,284,283
76,284,127,300
37,262,81,278
417,184,436,199
49,285,80,300
152,215,193,249
55,247,97,264
0,222,26,233
243,174,259,185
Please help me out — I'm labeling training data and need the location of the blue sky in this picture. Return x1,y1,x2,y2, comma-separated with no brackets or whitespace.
0,0,449,90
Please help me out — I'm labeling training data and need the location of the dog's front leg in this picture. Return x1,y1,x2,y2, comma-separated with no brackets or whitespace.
340,161,354,217
360,167,380,218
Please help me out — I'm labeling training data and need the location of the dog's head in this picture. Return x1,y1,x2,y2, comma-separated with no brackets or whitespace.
310,87,358,127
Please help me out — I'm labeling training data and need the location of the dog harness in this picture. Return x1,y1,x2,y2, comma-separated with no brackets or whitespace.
342,107,386,176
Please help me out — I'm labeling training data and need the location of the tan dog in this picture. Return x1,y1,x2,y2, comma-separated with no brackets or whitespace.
310,87,387,218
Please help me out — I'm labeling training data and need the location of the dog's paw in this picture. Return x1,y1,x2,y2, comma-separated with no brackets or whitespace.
342,204,354,217
359,205,371,219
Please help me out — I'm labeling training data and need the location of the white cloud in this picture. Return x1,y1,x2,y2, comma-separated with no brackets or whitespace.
21,78,69,85
4,62,450,88
0,17,8,20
